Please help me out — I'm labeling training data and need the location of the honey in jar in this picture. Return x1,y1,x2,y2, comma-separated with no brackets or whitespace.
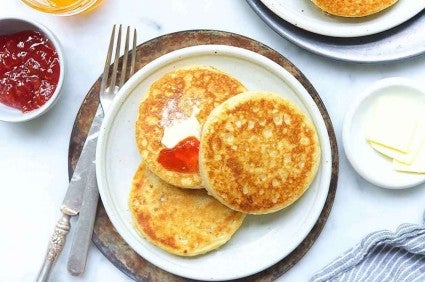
21,0,103,16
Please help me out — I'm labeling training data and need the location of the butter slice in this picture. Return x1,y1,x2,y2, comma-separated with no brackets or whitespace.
369,121,425,164
393,142,425,173
365,96,419,153
369,142,413,163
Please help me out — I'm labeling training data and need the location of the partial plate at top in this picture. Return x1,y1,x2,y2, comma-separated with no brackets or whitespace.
247,0,425,63
260,0,425,37
96,44,333,280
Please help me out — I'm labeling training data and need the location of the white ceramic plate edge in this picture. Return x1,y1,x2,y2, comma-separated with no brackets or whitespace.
260,0,425,37
96,44,333,280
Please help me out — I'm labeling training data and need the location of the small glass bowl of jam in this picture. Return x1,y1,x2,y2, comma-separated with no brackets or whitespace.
0,18,65,122
21,0,103,16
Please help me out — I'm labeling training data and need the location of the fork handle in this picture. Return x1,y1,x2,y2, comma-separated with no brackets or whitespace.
36,213,71,282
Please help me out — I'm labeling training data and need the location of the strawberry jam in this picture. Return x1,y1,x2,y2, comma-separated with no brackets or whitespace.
0,30,60,112
158,136,200,173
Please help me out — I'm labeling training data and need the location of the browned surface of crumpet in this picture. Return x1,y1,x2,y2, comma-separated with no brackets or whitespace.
200,91,321,214
128,163,245,256
311,0,398,17
136,66,247,188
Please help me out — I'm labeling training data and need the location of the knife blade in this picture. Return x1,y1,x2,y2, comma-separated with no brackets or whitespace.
36,106,103,282
67,161,99,276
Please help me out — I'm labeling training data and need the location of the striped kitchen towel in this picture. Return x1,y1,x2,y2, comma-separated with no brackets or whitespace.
311,222,425,282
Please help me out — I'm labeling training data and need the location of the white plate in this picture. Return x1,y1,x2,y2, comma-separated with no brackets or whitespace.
248,0,425,63
96,45,332,280
343,77,425,189
260,0,425,37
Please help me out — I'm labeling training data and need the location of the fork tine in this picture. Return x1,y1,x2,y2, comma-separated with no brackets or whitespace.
109,24,122,93
118,27,130,88
99,25,116,98
130,29,137,76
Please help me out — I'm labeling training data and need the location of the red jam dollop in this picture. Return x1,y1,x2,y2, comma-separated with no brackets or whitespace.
157,136,200,173
0,30,60,112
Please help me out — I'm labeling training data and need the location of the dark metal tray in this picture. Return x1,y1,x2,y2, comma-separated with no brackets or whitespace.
68,30,339,281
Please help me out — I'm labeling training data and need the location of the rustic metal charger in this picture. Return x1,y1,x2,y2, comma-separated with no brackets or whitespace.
68,30,339,281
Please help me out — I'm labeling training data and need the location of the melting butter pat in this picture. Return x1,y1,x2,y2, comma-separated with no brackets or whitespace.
161,116,201,148
161,105,201,149
366,95,419,153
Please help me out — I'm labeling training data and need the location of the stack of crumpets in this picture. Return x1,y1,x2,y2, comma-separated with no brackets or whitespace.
130,66,321,256
311,0,398,17
131,66,247,256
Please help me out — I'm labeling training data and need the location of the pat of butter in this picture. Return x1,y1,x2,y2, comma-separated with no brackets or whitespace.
370,142,415,164
366,95,419,153
161,116,201,148
160,102,201,148
393,143,425,173
368,120,425,164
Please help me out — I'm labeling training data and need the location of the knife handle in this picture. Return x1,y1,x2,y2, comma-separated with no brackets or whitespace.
67,167,99,276
36,213,71,282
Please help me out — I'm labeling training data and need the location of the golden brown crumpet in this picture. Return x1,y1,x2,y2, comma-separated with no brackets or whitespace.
128,163,245,256
311,0,398,17
199,91,321,214
136,66,247,189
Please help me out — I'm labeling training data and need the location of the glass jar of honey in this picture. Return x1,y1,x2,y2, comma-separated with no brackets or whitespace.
21,0,103,16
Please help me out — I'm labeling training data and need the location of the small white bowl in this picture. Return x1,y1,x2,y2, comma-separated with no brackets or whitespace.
343,77,425,189
0,17,65,122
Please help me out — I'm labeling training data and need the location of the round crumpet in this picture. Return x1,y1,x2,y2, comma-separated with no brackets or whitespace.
311,0,398,17
136,66,247,189
199,91,321,214
129,163,245,256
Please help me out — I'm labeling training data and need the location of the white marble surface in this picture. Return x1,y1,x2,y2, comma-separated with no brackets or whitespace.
1,1,425,281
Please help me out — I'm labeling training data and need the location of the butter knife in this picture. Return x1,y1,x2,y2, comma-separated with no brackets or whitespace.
36,106,103,282
67,161,99,275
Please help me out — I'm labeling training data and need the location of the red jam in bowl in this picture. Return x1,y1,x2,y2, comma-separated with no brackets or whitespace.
0,30,60,112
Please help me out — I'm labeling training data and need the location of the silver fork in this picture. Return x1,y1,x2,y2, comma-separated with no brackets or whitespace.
66,24,137,276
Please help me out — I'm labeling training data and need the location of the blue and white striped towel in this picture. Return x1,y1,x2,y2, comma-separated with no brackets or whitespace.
311,221,425,282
